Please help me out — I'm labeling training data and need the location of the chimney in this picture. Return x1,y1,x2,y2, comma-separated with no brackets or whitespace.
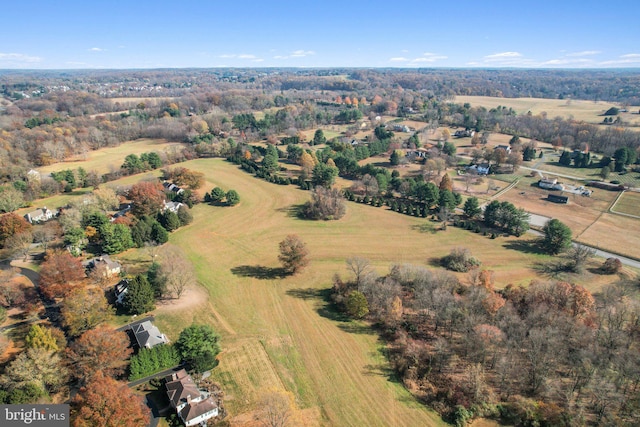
186,394,192,404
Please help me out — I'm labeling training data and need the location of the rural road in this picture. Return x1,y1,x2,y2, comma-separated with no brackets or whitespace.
525,228,640,270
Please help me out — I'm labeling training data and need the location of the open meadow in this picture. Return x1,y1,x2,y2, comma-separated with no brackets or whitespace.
454,95,640,127
129,157,577,426
37,138,185,176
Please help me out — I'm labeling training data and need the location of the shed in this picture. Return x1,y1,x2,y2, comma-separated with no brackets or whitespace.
547,194,569,204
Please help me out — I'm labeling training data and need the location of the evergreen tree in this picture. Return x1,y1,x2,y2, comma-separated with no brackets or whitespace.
123,274,156,315
463,197,481,219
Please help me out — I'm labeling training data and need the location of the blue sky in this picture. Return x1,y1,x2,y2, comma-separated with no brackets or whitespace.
2,0,639,69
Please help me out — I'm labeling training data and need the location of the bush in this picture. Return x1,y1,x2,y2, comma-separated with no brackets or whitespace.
344,291,369,319
602,257,622,274
441,248,481,272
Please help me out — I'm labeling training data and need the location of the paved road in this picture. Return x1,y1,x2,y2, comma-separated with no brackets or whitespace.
525,228,640,269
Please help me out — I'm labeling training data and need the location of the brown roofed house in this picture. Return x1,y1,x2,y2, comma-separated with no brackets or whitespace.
165,369,219,426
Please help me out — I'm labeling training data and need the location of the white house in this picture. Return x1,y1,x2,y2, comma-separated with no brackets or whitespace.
24,207,54,224
538,178,564,191
467,163,491,175
163,201,184,213
165,369,219,426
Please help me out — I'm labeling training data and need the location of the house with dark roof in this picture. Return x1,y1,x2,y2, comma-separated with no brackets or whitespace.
165,369,219,426
133,320,169,349
163,181,185,195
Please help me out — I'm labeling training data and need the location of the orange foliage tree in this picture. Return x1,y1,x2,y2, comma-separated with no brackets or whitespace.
0,213,32,246
66,326,132,380
39,250,85,299
128,181,165,217
71,371,149,427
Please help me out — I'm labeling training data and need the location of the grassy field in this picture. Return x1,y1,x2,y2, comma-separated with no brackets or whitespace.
37,138,186,176
137,158,573,426
611,191,640,217
454,95,640,126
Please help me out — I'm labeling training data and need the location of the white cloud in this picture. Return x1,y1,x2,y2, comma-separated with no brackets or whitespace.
218,53,262,61
273,50,316,59
389,52,447,65
88,47,104,52
0,52,42,63
290,50,315,57
484,51,522,61
566,50,601,57
599,53,640,66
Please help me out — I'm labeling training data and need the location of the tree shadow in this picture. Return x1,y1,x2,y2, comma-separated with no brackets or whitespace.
411,223,436,234
230,265,287,280
286,287,351,323
276,203,308,220
426,256,443,268
532,260,571,279
502,240,547,255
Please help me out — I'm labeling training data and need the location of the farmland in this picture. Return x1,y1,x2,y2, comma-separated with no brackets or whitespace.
37,138,185,176
454,95,640,127
139,157,575,425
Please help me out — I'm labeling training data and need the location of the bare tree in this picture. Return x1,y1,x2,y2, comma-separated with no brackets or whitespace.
5,231,33,261
346,257,372,291
255,389,296,427
158,244,196,298
566,244,596,273
32,222,59,252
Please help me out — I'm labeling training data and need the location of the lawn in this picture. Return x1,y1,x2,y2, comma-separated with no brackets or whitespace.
37,138,186,176
142,158,569,426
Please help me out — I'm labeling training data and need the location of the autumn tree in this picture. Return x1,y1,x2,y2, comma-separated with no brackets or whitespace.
128,181,165,217
162,167,205,190
439,173,453,192
0,213,32,247
61,287,113,337
278,234,309,274
25,324,59,352
5,231,33,261
4,347,68,394
71,371,149,427
39,250,86,299
302,186,346,220
66,326,132,380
